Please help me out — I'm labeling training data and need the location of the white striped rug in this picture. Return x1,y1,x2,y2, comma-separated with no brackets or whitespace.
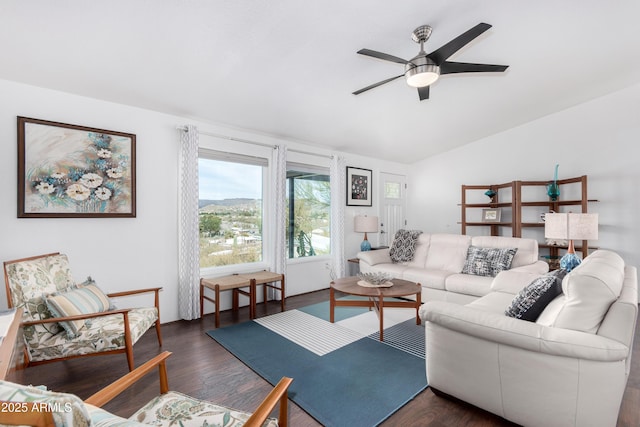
254,307,423,358
254,310,364,356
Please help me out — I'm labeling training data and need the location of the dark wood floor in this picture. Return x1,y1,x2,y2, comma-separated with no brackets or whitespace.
9,289,640,426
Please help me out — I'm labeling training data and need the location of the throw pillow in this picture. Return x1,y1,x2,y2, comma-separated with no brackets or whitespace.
45,283,113,338
389,229,423,263
461,246,518,277
505,269,567,321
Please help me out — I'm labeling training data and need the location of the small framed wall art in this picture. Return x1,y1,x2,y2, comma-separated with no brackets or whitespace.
17,116,136,218
481,208,502,223
346,166,372,206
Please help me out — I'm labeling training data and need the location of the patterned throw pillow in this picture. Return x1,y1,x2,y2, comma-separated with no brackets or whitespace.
505,269,567,321
46,283,113,338
461,246,518,277
389,229,423,263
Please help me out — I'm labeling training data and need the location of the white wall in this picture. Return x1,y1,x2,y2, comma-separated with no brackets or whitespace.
408,83,640,269
0,79,407,321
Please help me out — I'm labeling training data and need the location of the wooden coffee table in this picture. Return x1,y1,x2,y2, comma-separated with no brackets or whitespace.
330,276,421,341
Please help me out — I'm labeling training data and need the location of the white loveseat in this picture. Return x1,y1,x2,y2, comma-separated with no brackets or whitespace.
420,249,638,427
357,233,549,304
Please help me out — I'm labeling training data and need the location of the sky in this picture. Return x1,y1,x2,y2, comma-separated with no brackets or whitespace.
198,158,262,200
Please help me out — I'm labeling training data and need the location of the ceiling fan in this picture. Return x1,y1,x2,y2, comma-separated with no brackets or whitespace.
353,23,509,101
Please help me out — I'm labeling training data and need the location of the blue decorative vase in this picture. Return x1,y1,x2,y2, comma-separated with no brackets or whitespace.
484,189,497,201
360,239,371,251
547,182,560,201
547,164,560,201
560,252,581,272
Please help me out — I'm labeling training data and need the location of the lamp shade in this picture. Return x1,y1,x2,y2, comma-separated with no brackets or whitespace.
354,215,379,233
545,213,599,240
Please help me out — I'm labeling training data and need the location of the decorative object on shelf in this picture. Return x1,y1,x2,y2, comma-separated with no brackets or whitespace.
484,187,497,202
481,208,502,223
539,210,555,223
17,117,136,218
354,215,379,251
544,212,599,271
547,164,560,201
346,166,372,206
357,272,394,287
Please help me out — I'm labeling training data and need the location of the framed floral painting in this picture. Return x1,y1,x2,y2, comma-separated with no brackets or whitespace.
346,166,372,206
17,117,136,218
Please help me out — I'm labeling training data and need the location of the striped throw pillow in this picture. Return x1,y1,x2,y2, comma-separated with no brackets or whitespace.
46,284,112,338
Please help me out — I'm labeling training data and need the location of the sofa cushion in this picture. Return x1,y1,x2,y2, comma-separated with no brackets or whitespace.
389,229,422,263
467,291,516,314
46,283,113,338
402,267,450,291
424,234,472,272
406,233,431,268
504,270,566,321
445,273,494,297
462,247,517,277
552,250,625,333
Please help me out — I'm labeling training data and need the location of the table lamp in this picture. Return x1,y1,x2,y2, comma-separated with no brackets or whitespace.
354,215,379,251
544,212,598,271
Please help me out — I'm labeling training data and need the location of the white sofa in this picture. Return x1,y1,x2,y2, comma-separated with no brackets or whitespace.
357,233,549,304
420,249,638,427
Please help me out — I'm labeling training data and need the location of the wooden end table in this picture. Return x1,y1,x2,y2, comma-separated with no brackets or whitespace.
330,276,421,341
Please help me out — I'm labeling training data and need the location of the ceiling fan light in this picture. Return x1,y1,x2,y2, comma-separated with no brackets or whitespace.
405,64,440,87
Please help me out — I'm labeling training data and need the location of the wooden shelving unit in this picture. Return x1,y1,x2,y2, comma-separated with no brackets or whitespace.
460,181,518,237
460,175,597,267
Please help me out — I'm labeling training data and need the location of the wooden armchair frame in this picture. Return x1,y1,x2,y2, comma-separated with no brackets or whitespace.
86,352,292,427
3,252,163,371
0,352,292,427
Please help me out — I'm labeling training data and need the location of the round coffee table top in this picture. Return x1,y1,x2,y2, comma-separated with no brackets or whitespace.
331,276,421,298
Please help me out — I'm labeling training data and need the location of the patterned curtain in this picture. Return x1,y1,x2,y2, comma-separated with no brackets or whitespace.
330,155,346,278
270,144,287,298
178,125,201,320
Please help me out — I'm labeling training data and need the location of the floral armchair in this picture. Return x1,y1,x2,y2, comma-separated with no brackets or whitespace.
0,351,292,427
3,252,162,371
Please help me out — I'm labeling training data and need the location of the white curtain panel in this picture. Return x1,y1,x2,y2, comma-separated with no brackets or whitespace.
330,155,346,278
178,125,201,320
270,144,287,299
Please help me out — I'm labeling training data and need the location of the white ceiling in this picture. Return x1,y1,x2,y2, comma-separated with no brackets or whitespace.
1,1,639,163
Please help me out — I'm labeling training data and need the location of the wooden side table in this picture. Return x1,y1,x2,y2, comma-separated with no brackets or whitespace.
330,277,421,341
200,271,285,328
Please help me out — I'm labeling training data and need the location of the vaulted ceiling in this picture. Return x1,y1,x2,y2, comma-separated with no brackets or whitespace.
1,1,639,163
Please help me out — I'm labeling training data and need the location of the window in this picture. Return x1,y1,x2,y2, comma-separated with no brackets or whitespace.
286,164,331,259
198,151,265,268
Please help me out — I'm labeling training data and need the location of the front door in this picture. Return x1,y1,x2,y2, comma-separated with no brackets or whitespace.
378,172,407,247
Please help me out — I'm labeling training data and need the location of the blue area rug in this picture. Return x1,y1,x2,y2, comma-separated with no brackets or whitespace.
207,300,427,427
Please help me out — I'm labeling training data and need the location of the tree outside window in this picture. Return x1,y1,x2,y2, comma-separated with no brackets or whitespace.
286,168,331,259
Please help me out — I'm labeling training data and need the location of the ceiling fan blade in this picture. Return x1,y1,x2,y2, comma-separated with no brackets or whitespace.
357,49,412,65
440,61,509,74
427,23,492,65
353,74,404,95
418,85,430,101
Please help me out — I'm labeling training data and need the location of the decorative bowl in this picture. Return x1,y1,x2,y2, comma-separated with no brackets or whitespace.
357,272,394,287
